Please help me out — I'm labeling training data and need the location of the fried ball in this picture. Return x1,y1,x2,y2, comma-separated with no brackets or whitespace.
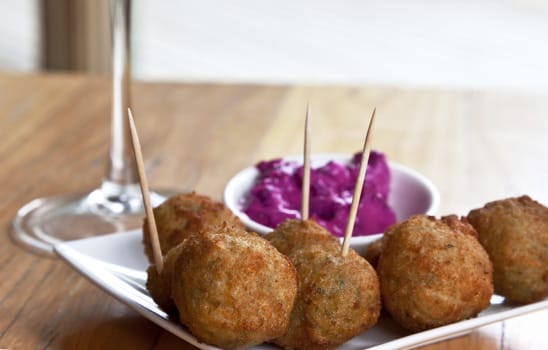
362,237,384,270
266,219,381,350
467,195,548,303
364,215,479,270
265,219,341,256
378,215,493,332
170,228,298,349
143,192,244,261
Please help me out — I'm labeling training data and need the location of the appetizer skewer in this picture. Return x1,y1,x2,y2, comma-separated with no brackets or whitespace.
265,107,381,350
137,112,298,349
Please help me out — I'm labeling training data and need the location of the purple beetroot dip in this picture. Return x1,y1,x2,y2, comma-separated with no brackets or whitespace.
242,151,397,237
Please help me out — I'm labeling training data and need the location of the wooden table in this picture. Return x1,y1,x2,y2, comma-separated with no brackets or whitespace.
1,72,547,349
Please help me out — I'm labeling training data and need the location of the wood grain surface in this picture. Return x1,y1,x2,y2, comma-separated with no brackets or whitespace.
1,73,547,349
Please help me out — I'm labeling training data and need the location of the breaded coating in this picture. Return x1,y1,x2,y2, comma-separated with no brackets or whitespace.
170,229,298,350
364,216,478,271
143,192,244,261
146,243,183,314
265,219,341,256
378,215,493,332
467,195,548,303
266,219,381,350
362,237,384,270
147,224,252,315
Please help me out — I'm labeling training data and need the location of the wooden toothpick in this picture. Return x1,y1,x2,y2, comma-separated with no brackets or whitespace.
341,108,376,256
301,103,311,221
127,108,164,273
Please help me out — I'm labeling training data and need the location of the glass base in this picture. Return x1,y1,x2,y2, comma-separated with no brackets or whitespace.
11,182,179,257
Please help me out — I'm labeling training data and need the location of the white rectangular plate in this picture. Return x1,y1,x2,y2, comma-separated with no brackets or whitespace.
54,230,548,350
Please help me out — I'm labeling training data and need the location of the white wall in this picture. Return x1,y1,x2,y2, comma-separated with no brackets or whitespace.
0,0,41,72
132,0,548,94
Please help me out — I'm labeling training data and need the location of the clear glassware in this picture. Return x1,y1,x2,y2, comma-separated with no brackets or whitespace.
11,0,183,256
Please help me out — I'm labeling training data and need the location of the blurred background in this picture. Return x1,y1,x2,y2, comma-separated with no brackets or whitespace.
2,0,548,94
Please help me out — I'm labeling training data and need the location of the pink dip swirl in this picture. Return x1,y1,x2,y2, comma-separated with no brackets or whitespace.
242,151,396,236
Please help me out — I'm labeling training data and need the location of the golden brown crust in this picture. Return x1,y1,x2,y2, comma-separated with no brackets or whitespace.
440,215,478,237
267,219,381,350
378,215,493,332
264,219,341,256
277,246,380,350
146,243,184,314
170,229,298,349
362,237,384,270
143,192,244,261
467,195,548,303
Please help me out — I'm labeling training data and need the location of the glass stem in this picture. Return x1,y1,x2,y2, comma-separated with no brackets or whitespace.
106,0,139,188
